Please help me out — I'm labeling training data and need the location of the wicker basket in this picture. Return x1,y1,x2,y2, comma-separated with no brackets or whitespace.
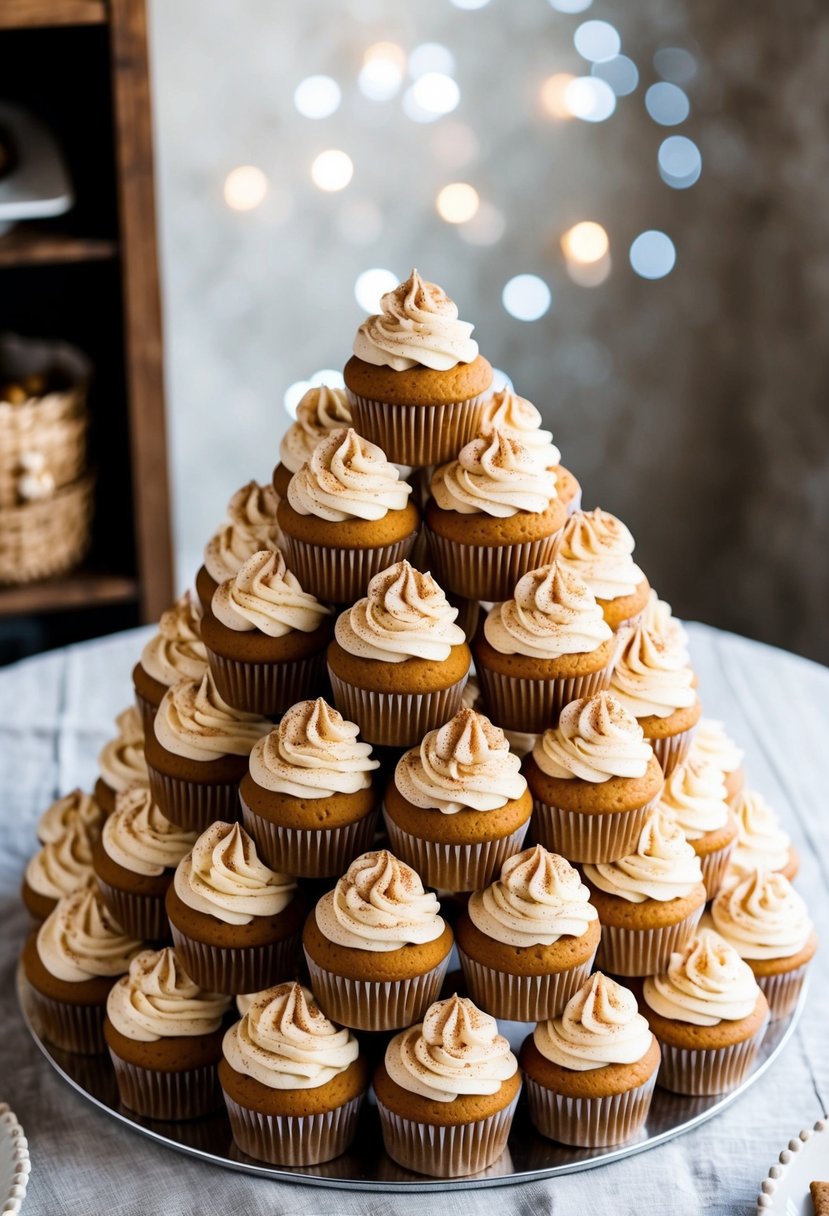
0,472,95,585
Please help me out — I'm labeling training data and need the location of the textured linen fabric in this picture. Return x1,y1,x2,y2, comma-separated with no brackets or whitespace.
1,624,827,1215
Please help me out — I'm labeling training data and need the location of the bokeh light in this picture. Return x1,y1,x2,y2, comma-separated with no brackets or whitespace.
223,165,268,211
311,150,354,192
458,201,506,246
293,75,341,119
561,221,609,263
284,380,311,417
489,367,514,394
309,369,346,388
502,274,552,321
654,47,698,84
450,0,492,8
574,20,621,63
645,82,690,126
436,183,480,224
630,231,676,279
591,55,639,96
411,72,461,116
540,74,576,119
409,43,456,78
658,135,702,188
354,267,398,312
358,44,405,101
564,76,616,122
549,0,593,12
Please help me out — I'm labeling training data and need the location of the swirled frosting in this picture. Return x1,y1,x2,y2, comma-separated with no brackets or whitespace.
139,592,208,687
334,560,465,663
726,790,791,885
711,871,813,961
483,562,612,659
203,521,280,585
211,549,331,637
658,759,729,841
102,788,197,877
223,982,359,1089
107,947,231,1041
279,386,352,474
154,674,270,762
431,429,558,517
532,692,652,783
173,822,296,926
688,719,744,775
36,885,142,983
479,388,561,466
287,427,412,522
353,269,479,372
556,509,645,601
583,808,703,903
385,994,517,1102
468,846,598,946
394,707,526,813
248,698,378,799
25,820,95,900
227,480,280,533
314,849,445,952
643,930,761,1025
609,624,696,719
98,707,149,794
641,589,690,662
37,788,104,846
533,973,653,1071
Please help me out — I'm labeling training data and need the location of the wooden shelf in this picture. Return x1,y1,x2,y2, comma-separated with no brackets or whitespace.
0,1,107,31
0,571,139,617
0,228,118,269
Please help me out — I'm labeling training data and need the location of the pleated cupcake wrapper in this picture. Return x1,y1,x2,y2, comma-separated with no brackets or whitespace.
280,533,417,605
168,924,301,995
223,1092,364,1167
655,1015,769,1096
240,800,379,879
698,838,737,902
476,661,615,735
457,946,597,1022
650,727,695,779
593,901,705,978
207,648,327,717
109,1053,222,1121
755,962,810,1021
146,762,240,833
524,1068,657,1148
327,671,468,748
345,388,490,468
304,952,450,1032
375,1091,519,1179
134,690,158,739
96,877,170,943
26,987,106,1055
425,528,562,604
382,810,530,891
450,596,482,644
531,794,659,865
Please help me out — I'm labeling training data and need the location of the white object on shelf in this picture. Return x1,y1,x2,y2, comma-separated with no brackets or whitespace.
0,1103,30,1215
0,102,73,233
757,1119,829,1214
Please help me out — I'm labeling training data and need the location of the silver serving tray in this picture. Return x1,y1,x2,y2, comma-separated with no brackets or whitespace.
17,967,805,1192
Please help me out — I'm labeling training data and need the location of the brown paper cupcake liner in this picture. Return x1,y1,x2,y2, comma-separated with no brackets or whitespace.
457,946,598,1022
303,953,450,1032
26,987,107,1054
655,1015,769,1095
146,763,240,833
755,962,810,1021
281,533,417,604
207,648,327,717
95,877,171,943
524,1069,657,1147
240,800,379,878
448,594,482,644
134,690,158,739
223,1091,364,1166
531,794,659,864
346,388,490,468
375,1091,519,1178
168,924,301,995
698,839,736,902
593,902,705,977
476,662,615,734
109,1053,222,1121
328,673,468,748
382,811,530,891
649,727,695,779
425,528,563,603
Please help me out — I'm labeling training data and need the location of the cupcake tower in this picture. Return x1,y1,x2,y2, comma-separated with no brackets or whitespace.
19,270,816,1179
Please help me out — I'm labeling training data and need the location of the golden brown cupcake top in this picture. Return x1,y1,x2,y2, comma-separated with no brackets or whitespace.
37,787,104,846
279,385,351,474
37,884,142,983
533,973,653,1071
609,622,696,719
658,758,729,840
212,549,331,637
711,870,813,960
25,818,95,901
583,807,703,903
102,787,197,877
353,268,478,371
154,673,270,762
107,947,231,1042
139,591,208,687
335,559,465,663
173,821,296,927
314,849,445,952
479,386,560,465
468,845,598,946
287,427,412,522
431,428,558,517
556,508,644,601
249,698,378,799
484,562,612,660
532,692,652,783
643,929,761,1025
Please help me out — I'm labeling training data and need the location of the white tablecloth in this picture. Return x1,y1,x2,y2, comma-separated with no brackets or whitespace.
1,623,827,1215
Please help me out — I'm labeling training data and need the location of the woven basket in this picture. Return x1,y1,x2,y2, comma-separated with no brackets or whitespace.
0,472,95,584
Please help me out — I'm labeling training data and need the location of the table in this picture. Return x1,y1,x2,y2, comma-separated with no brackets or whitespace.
1,623,827,1216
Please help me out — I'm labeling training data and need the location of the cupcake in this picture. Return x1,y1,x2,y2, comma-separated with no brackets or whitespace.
520,972,660,1147
474,562,616,733
278,427,419,603
609,622,701,777
710,870,816,1018
145,673,270,832
641,589,690,663
22,815,98,922
273,383,352,498
582,808,707,976
384,708,532,891
21,884,143,1053
343,269,493,467
425,428,566,601
302,849,453,1031
132,592,208,734
219,981,368,1166
555,509,650,631
92,787,197,940
327,560,470,747
641,929,770,1095
104,946,232,1119
239,698,380,878
165,821,303,994
196,481,281,611
374,994,521,1178
658,758,738,899
479,385,581,514
523,692,663,863
723,789,799,890
201,549,333,715
36,787,105,845
687,718,745,806
95,707,149,814
462,675,537,759
455,845,600,1021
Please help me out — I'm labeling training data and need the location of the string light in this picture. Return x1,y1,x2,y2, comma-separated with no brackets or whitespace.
223,166,268,211
310,150,353,192
502,274,552,321
561,221,608,263
293,76,341,119
630,231,676,279
436,183,480,224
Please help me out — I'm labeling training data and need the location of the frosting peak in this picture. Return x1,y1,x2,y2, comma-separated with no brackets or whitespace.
203,481,281,584
688,718,744,775
711,870,813,960
643,929,761,1025
249,698,378,799
37,788,104,846
335,559,466,663
583,807,703,903
102,787,197,877
431,428,558,517
353,269,479,372
609,623,696,719
25,817,96,901
227,480,281,534
154,673,270,762
533,973,653,1071
106,947,231,1041
725,790,791,887
468,845,598,946
314,849,446,952
36,885,142,983
483,561,612,659
211,549,331,637
279,386,352,475
98,707,149,794
532,692,653,783
287,427,412,522
140,592,207,687
479,388,560,465
556,509,645,601
658,758,729,840
173,821,296,927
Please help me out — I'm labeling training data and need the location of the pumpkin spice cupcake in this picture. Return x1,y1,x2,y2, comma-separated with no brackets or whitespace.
273,383,352,498
687,718,746,806
722,789,799,891
22,815,98,922
384,708,532,891
478,385,581,515
95,708,149,814
555,509,650,632
36,787,105,846
196,481,281,611
132,592,208,734
641,589,691,662
658,758,738,899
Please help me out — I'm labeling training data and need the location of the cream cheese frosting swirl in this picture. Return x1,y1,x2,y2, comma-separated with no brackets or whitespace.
658,759,729,840
223,982,359,1089
335,559,465,663
483,562,612,659
556,509,645,601
688,718,744,775
711,871,813,960
314,849,445,952
727,790,791,884
533,973,653,1071
107,947,231,1041
394,707,526,813
203,520,280,585
431,428,558,517
36,885,142,983
287,427,412,522
211,549,331,637
468,846,598,946
643,929,761,1025
479,388,561,465
102,788,197,877
173,822,296,926
98,707,149,793
154,674,270,762
385,994,517,1102
25,820,95,900
583,808,703,903
227,480,281,532
279,386,352,474
532,692,652,783
37,788,104,846
140,592,207,687
609,623,696,719
249,698,378,798
353,269,479,372
641,589,690,662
